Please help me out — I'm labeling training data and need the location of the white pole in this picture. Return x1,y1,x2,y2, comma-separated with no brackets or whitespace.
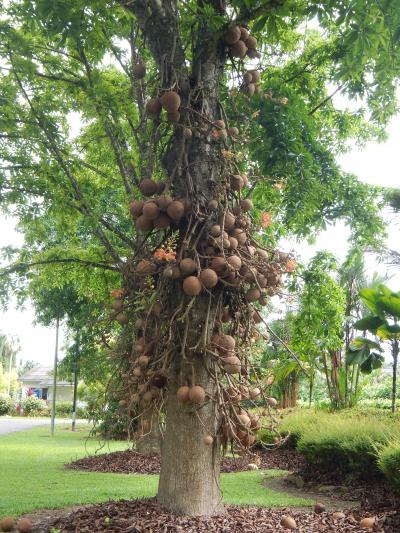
7,352,13,397
50,317,59,437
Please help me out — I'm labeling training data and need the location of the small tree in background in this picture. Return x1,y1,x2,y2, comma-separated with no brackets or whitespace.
353,285,400,413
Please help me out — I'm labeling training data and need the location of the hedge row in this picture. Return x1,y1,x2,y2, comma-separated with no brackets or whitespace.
0,395,88,418
278,409,400,489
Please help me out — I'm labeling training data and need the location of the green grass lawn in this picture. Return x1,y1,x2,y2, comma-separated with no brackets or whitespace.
0,426,312,518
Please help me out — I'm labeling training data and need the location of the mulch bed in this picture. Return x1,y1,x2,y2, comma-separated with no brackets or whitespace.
34,498,399,532
66,447,305,475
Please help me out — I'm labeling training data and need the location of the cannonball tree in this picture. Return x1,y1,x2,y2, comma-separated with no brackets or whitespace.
0,0,398,517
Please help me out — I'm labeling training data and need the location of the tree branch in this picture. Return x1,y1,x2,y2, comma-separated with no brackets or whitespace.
1,258,120,276
309,85,343,115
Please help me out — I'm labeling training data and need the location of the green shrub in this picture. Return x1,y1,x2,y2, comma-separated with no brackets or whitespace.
0,394,12,415
21,396,49,416
51,402,88,418
280,408,400,480
377,441,400,489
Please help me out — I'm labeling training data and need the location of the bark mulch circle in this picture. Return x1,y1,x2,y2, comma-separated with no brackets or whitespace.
66,448,305,475
32,497,398,532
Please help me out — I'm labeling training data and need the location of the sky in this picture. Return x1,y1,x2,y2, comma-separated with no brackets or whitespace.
0,99,399,367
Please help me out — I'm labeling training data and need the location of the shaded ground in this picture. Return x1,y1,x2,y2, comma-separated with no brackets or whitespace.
23,498,398,532
63,447,400,532
66,447,305,475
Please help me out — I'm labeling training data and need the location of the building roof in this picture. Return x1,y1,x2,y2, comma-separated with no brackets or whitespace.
19,366,72,387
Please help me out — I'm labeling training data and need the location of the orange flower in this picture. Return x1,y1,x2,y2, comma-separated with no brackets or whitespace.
154,248,167,261
110,289,124,298
165,251,176,261
261,212,272,228
285,259,297,273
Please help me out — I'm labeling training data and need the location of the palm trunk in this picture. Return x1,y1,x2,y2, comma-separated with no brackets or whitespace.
392,339,399,414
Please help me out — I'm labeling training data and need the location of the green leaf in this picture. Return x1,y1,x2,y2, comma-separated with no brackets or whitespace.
353,315,384,331
360,352,385,374
349,336,382,352
376,323,400,340
376,294,400,318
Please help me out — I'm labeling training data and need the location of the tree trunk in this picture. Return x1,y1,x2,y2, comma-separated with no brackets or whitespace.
136,406,162,455
392,339,398,414
158,355,221,515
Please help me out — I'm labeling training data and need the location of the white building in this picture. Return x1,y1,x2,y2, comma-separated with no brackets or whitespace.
19,366,73,402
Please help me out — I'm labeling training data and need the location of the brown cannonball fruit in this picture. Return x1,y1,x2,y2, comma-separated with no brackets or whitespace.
259,295,268,306
130,200,144,218
216,128,227,141
228,236,238,249
241,174,249,187
211,256,226,275
257,248,269,259
133,63,146,79
241,432,256,447
230,227,247,245
183,127,192,139
218,334,236,350
116,312,128,325
231,40,248,58
210,224,221,237
267,397,278,407
111,299,123,311
314,502,326,514
160,91,181,112
250,387,261,400
167,200,185,222
223,26,241,45
154,213,171,230
228,126,239,138
253,310,263,324
0,517,15,532
138,355,150,367
157,194,172,211
249,69,261,82
230,174,244,191
242,83,255,97
200,268,218,289
136,259,156,276
227,255,242,271
177,385,190,403
203,435,213,445
146,98,162,118
182,276,202,296
332,512,346,520
208,199,218,210
141,390,153,404
180,258,197,275
246,288,261,302
167,110,180,123
17,518,33,533
133,367,142,377
240,198,253,212
135,318,145,330
254,84,262,94
156,181,166,194
280,516,296,530
135,338,145,352
245,35,257,49
142,201,160,220
243,71,253,84
139,178,158,196
360,517,375,529
219,212,235,230
163,266,173,278
215,119,226,129
189,385,206,404
237,412,251,428
223,355,242,374
240,27,249,40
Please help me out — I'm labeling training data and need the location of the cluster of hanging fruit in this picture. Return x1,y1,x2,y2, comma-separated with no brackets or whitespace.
223,26,260,59
106,24,298,451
